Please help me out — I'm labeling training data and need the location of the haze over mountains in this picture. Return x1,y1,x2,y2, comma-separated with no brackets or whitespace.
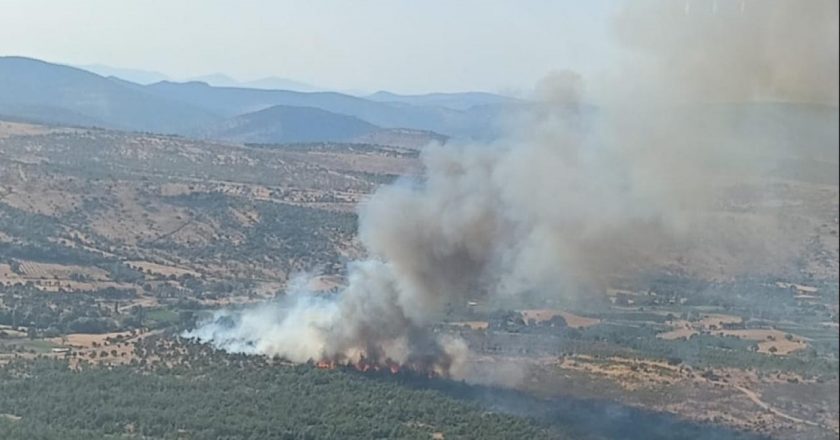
76,63,171,85
365,90,516,111
79,63,321,92
0,56,218,133
181,73,322,93
1,56,838,159
0,56,520,144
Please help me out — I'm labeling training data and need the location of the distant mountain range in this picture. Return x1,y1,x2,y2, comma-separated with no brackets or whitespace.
366,90,517,110
77,63,172,85
77,64,321,92
0,57,219,133
140,80,508,139
185,73,320,92
0,56,519,144
2,56,837,156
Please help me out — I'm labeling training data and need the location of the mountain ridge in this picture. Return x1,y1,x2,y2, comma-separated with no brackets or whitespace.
201,104,380,144
0,56,220,133
0,56,509,141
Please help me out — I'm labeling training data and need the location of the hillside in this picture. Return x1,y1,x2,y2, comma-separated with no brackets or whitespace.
185,72,319,92
0,57,219,133
143,80,484,137
204,105,380,143
75,63,171,85
0,119,837,440
0,56,503,141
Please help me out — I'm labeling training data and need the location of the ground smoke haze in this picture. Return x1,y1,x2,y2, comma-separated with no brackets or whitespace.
186,0,838,379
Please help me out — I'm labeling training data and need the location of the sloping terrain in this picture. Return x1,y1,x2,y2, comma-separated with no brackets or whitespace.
143,80,493,137
0,118,837,439
0,57,219,133
0,122,423,291
204,104,380,143
0,56,501,141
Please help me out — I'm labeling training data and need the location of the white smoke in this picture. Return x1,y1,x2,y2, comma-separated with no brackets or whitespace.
185,0,838,377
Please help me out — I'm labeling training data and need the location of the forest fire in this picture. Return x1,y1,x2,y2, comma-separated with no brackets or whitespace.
312,357,434,377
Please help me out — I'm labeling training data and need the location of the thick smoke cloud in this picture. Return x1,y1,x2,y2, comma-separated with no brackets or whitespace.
609,0,839,106
186,0,838,377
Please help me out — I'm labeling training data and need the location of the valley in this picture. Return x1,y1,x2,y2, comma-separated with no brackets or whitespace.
0,118,836,439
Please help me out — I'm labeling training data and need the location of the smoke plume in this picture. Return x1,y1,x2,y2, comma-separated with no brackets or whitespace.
186,0,838,377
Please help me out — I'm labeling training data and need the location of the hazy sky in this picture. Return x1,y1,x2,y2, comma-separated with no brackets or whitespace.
0,0,615,94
